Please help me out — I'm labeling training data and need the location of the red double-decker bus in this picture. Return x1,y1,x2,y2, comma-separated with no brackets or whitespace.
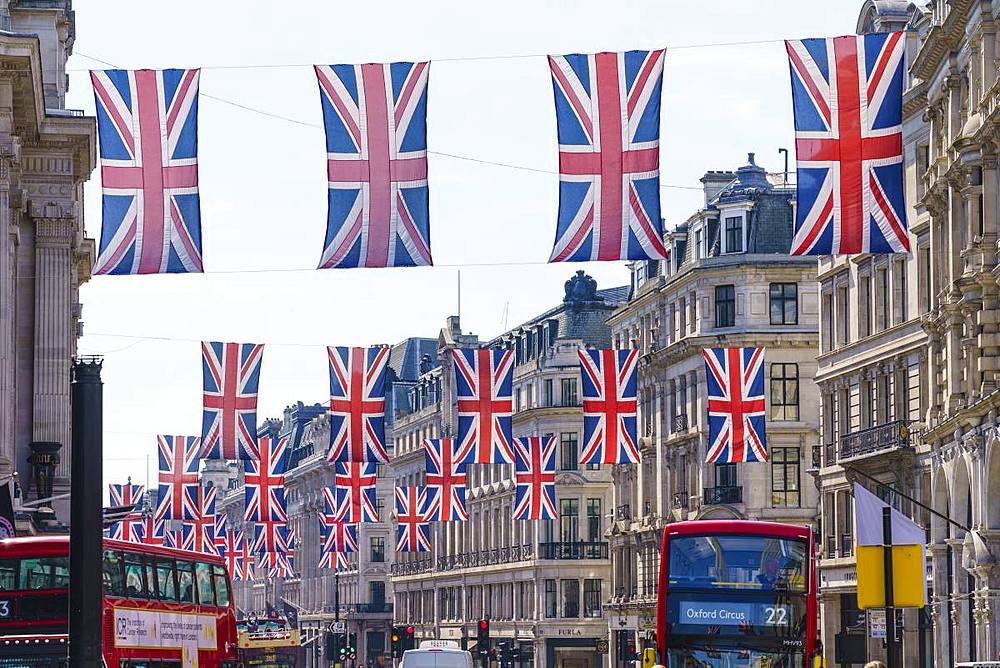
656,520,818,668
0,535,238,667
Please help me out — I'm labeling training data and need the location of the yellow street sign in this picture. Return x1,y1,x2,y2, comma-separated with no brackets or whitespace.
856,544,926,608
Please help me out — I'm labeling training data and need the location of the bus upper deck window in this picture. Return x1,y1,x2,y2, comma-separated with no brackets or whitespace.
194,562,214,606
103,550,124,597
0,559,16,591
176,561,194,603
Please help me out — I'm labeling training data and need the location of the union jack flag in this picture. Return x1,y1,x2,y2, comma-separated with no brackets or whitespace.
785,33,909,255
253,520,289,556
109,513,144,543
579,349,640,464
512,436,558,520
261,551,293,579
182,486,219,555
318,516,359,553
163,527,184,549
453,349,514,464
547,51,667,263
141,514,165,547
314,62,432,268
423,439,470,521
90,69,202,275
702,347,768,463
285,528,297,572
155,435,201,521
108,481,145,511
219,528,249,581
201,341,264,461
394,486,430,552
331,461,379,523
319,533,352,571
244,435,288,523
327,346,390,463
214,513,229,554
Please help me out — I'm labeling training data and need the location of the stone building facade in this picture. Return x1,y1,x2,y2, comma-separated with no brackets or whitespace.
605,155,821,656
814,1,1000,665
389,274,626,667
0,0,96,527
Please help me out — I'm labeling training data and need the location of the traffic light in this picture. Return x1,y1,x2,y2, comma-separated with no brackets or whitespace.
348,632,357,660
477,618,490,657
404,624,416,651
325,632,336,658
391,626,403,658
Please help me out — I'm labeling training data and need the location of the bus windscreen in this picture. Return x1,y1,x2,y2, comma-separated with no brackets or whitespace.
667,534,808,591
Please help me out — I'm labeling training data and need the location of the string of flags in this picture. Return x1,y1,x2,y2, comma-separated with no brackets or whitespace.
90,33,910,276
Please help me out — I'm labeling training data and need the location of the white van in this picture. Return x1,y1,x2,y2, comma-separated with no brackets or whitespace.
399,640,474,668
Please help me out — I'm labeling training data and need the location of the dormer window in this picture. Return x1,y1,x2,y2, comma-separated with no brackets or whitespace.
694,227,704,259
723,216,744,254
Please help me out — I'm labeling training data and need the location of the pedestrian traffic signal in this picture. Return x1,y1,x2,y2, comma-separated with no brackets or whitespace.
348,632,357,660
404,624,416,651
391,626,403,658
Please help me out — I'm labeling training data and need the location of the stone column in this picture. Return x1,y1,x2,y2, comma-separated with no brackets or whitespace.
0,147,14,480
32,212,77,480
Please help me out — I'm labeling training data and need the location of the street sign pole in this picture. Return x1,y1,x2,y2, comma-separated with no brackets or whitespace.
882,506,898,668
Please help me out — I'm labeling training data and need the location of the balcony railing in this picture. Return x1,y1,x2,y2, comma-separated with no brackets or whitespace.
389,559,433,576
672,414,688,433
615,504,631,521
354,602,393,615
838,420,911,462
435,544,535,571
672,492,689,509
703,486,743,505
537,541,609,560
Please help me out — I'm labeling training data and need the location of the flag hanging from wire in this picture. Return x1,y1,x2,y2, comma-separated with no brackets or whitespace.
315,62,432,268
327,346,390,462
579,349,640,464
244,435,288,523
547,50,667,263
155,435,201,521
394,486,430,552
109,481,145,511
703,347,768,463
512,436,557,520
201,341,264,461
453,348,515,464
423,438,470,521
331,461,379,523
90,69,203,275
785,33,909,255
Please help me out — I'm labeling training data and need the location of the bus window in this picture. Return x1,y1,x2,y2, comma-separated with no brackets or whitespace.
0,558,16,590
103,550,124,597
177,561,194,603
124,553,145,598
20,556,68,589
157,559,177,601
52,559,69,588
145,559,157,600
195,562,214,606
211,564,230,607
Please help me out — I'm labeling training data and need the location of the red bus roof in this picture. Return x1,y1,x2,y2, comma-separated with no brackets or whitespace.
0,535,226,564
665,519,812,541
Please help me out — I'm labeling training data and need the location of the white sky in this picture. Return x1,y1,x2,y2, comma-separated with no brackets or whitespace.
67,0,865,495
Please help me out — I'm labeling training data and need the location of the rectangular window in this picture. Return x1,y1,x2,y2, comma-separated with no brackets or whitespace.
123,553,146,599
769,283,798,325
771,447,801,507
583,579,602,618
212,564,230,607
544,579,557,618
559,432,579,471
560,498,579,542
724,216,743,253
895,259,908,324
103,550,124,597
371,536,386,563
770,363,800,421
695,229,703,259
544,379,553,407
194,562,214,606
176,561,194,603
859,275,872,337
560,378,578,406
562,579,580,617
376,497,385,520
879,267,890,331
714,463,737,488
586,498,602,542
371,580,386,605
156,559,177,601
715,285,735,328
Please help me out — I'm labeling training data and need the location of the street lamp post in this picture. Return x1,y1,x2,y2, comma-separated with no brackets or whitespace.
68,357,103,667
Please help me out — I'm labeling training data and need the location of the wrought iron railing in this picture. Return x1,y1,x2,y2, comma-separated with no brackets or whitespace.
838,420,910,462
389,559,433,576
672,492,689,509
672,414,688,433
537,541,609,560
703,486,743,505
435,544,534,571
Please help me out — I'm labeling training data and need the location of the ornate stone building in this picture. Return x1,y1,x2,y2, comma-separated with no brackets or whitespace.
813,1,1000,665
0,0,96,527
389,274,626,667
605,154,821,656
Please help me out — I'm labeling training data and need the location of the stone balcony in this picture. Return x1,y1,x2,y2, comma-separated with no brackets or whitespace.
837,420,912,465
